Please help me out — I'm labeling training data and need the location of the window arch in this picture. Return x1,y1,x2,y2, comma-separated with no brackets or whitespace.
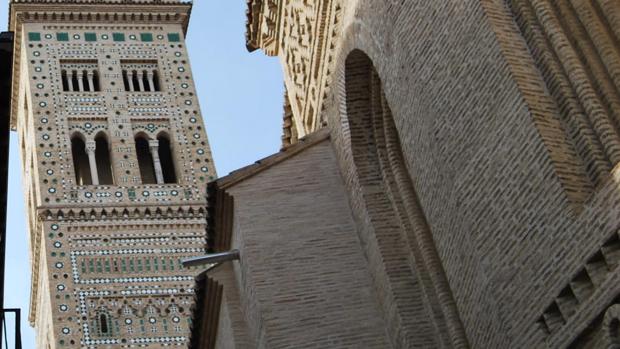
71,134,92,185
95,133,114,185
343,49,468,347
94,307,113,337
135,135,157,184
157,133,177,184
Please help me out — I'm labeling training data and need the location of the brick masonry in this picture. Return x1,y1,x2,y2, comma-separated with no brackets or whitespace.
229,0,620,348
210,136,391,348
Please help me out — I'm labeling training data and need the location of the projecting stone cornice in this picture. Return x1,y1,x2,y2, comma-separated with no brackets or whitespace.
9,1,192,32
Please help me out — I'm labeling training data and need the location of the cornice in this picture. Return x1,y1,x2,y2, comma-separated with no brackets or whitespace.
9,1,193,32
28,201,207,324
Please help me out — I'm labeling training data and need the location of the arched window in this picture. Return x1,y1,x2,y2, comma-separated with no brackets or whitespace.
71,135,92,185
157,134,177,183
95,133,114,185
343,50,467,347
99,314,109,334
135,135,157,184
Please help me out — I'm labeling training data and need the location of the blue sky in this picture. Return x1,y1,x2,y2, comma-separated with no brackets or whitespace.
0,1,284,347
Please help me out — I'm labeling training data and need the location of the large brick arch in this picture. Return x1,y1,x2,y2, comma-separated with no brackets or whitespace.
343,49,469,348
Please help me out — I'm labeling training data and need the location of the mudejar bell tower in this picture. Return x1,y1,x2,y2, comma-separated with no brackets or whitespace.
8,1,215,347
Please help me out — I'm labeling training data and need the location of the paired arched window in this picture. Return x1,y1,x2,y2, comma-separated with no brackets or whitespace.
70,132,114,186
135,133,177,185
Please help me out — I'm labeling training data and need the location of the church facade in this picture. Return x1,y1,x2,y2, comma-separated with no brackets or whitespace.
191,0,620,348
8,1,215,348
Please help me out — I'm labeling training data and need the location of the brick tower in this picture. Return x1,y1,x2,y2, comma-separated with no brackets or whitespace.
8,1,215,347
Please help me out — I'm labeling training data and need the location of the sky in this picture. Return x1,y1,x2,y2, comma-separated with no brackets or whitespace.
0,1,284,348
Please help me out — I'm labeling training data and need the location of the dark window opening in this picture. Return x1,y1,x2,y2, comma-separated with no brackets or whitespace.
158,134,177,183
71,136,92,185
122,70,130,91
82,70,90,92
152,70,161,91
99,314,109,334
95,133,114,185
61,70,69,91
142,70,151,92
92,70,100,92
131,70,140,92
120,61,161,92
135,136,156,184
71,70,79,92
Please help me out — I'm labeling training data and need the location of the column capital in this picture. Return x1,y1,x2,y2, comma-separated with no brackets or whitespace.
148,139,160,150
85,140,97,153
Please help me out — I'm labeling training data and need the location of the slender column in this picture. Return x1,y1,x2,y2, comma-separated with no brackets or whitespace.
85,140,100,185
128,71,135,92
68,71,75,92
146,71,155,92
137,71,145,92
87,71,95,92
77,71,85,92
149,140,164,184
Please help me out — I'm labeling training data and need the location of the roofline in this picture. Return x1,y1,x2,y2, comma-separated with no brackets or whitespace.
214,128,330,190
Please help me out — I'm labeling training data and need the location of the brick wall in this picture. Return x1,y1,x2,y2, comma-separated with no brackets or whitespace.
322,0,620,347
213,138,391,348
